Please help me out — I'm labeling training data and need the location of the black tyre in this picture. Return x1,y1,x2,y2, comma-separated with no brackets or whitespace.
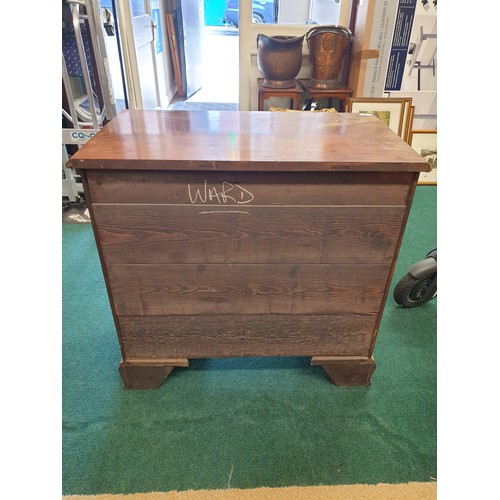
393,272,436,308
252,12,265,23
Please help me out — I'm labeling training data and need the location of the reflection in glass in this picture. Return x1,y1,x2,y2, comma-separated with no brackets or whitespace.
223,0,344,27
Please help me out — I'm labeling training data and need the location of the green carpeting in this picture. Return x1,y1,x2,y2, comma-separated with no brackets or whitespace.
62,186,437,496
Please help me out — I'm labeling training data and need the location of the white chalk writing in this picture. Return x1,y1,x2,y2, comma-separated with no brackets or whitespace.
187,181,255,205
199,210,250,215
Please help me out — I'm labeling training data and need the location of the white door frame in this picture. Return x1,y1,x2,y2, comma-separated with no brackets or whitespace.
115,0,161,109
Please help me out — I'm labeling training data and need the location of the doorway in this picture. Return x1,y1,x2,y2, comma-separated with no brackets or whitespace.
168,1,239,110
98,0,239,112
168,26,239,109
97,0,225,111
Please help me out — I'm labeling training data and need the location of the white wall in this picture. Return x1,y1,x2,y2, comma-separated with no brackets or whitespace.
278,0,343,24
278,0,310,23
309,0,342,25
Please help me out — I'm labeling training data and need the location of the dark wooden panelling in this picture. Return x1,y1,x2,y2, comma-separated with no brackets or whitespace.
93,205,405,264
108,263,390,316
119,314,376,359
87,170,413,206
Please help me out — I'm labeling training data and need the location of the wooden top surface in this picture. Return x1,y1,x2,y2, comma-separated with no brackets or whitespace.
67,110,431,172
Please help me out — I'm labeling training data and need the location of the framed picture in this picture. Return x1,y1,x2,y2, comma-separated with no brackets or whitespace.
401,98,414,143
382,93,415,140
410,130,437,185
404,105,415,144
347,97,407,136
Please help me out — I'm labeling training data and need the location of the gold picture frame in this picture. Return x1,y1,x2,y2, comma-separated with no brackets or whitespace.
410,129,437,185
404,105,416,144
347,97,407,137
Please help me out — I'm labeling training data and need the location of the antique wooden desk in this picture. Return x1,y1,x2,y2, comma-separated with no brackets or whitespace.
67,110,430,389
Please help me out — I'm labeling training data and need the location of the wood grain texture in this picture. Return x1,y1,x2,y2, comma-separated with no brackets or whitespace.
86,170,414,205
108,263,390,316
119,314,376,359
66,111,431,172
93,205,405,265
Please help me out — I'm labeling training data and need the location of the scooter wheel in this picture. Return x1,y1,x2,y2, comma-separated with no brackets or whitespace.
393,272,436,308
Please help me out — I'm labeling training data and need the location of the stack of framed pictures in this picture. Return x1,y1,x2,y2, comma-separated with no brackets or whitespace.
346,97,414,143
347,97,436,185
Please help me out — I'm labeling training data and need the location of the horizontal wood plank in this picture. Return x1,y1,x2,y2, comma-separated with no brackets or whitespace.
86,170,413,205
119,314,376,359
93,205,405,264
108,263,390,316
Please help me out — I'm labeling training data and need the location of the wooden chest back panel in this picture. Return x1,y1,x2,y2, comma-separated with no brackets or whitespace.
119,314,376,359
83,166,412,359
108,263,390,316
92,205,405,265
86,170,413,206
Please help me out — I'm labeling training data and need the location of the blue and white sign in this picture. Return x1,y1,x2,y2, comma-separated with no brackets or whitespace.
384,0,417,91
62,129,100,145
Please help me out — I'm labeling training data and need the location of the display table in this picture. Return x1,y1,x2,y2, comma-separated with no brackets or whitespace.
67,110,430,389
299,80,353,111
258,78,304,111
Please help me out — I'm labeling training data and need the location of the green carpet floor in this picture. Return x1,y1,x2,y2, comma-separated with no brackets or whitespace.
62,186,437,495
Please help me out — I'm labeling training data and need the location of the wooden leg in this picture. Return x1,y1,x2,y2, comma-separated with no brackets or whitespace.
311,356,376,386
342,96,351,112
119,358,189,389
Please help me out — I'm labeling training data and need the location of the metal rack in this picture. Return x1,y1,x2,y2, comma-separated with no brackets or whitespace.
62,0,117,202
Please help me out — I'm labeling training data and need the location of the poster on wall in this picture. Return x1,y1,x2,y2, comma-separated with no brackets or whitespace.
384,0,417,91
386,0,437,93
362,0,400,97
385,0,437,130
